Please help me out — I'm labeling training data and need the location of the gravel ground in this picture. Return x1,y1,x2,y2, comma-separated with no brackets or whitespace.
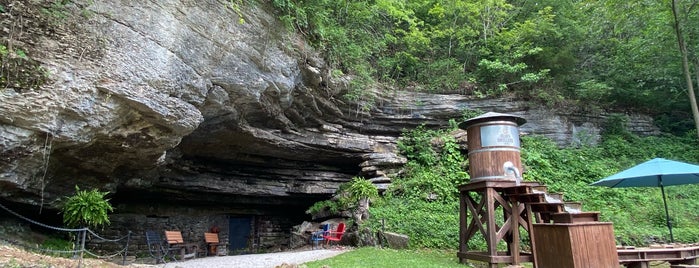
155,248,350,268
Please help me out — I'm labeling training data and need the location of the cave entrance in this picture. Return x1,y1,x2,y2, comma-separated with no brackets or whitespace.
229,216,253,252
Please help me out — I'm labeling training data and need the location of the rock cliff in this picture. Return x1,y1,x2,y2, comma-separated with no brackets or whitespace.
0,0,659,250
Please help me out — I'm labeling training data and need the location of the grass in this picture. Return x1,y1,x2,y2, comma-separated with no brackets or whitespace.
304,247,486,268
304,247,464,268
303,247,681,268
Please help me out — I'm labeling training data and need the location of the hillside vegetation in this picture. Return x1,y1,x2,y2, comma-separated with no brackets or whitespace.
275,0,699,248
271,0,699,134
364,117,699,249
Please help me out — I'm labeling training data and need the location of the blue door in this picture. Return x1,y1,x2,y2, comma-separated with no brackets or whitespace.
229,217,252,251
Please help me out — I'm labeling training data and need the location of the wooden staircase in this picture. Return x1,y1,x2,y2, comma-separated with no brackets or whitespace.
457,180,613,267
502,183,601,224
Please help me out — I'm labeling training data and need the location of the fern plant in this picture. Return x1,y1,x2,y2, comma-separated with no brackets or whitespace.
346,176,379,202
60,186,114,228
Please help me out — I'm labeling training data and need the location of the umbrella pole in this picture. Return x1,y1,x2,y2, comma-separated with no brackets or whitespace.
659,177,674,243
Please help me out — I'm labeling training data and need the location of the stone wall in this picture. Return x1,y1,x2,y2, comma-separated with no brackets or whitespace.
87,213,227,258
88,212,296,258
255,215,295,251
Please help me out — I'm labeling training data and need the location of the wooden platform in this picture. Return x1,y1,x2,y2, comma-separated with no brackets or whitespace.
618,245,699,268
533,222,618,268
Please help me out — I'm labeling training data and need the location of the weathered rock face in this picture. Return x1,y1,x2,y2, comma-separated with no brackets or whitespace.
0,0,659,252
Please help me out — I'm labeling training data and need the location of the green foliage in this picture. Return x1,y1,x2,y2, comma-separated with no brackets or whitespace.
227,0,246,24
60,186,114,229
366,122,699,249
0,44,49,92
4,259,22,268
368,198,460,249
270,0,696,134
346,176,379,202
460,108,484,121
41,1,70,21
521,134,699,245
397,125,438,166
363,123,469,249
307,199,340,215
306,176,377,215
42,236,73,257
271,0,382,106
602,113,633,139
576,79,611,104
392,123,468,203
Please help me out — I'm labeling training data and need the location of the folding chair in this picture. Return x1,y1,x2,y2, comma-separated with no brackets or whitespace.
310,224,330,249
145,230,171,263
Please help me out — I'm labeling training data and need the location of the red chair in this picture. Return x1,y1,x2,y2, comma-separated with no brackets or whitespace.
323,222,346,246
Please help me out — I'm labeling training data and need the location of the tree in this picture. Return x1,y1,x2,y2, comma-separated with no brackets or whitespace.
671,0,699,139
346,176,379,223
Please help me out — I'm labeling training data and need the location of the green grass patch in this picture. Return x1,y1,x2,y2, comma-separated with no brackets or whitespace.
304,247,472,268
304,247,538,268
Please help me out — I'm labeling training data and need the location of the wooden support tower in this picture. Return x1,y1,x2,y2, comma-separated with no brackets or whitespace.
457,112,532,267
458,180,538,267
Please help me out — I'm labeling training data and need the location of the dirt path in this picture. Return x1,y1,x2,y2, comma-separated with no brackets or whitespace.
0,243,350,268
156,248,350,268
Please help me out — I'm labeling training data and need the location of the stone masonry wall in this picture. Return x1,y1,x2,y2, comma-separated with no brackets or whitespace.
87,213,297,258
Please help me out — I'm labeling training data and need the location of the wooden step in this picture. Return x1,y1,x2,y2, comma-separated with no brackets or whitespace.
530,202,583,215
509,192,564,203
549,211,600,223
563,202,582,213
512,193,547,203
531,185,548,193
529,202,565,213
500,182,543,195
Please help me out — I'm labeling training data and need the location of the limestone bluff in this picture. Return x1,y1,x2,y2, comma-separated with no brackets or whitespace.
0,0,658,252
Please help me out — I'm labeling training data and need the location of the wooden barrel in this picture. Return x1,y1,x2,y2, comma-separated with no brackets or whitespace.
459,112,526,182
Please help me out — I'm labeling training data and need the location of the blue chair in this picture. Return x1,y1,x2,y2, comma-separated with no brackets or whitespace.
310,224,330,249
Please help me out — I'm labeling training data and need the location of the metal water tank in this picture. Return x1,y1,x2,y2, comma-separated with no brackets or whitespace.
458,112,526,182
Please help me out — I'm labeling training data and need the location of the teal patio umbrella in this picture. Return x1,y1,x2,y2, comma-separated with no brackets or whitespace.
590,158,699,243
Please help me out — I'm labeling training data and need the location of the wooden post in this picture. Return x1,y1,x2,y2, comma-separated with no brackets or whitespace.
79,229,86,268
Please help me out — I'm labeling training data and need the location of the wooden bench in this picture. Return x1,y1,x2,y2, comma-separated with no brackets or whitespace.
164,230,198,260
618,245,699,268
204,232,228,256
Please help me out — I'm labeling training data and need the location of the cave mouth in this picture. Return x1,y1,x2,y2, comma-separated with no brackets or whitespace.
107,188,334,253
0,198,71,249
1,190,334,254
0,199,63,226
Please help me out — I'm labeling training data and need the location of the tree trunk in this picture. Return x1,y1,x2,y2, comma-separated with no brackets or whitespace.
672,0,699,139
353,197,370,224
695,56,699,109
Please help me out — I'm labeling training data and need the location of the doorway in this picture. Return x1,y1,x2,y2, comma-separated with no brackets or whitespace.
228,216,252,252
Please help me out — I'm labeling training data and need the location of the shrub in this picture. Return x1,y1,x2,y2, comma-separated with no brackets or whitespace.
306,176,378,218
60,186,114,229
346,176,379,202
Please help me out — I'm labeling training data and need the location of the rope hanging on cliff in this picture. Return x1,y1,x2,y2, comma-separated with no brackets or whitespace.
39,131,53,214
